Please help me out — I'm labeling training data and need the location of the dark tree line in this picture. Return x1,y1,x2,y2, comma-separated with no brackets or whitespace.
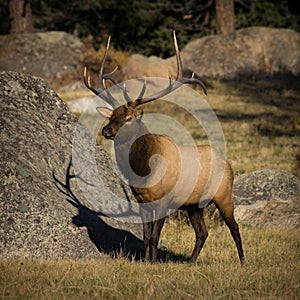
1,0,299,57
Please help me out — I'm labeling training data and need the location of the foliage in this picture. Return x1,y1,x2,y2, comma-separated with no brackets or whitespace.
234,0,300,30
0,0,9,34
0,0,299,57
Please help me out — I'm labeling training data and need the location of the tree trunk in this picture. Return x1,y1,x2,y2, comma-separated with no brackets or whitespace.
215,0,235,34
9,0,34,33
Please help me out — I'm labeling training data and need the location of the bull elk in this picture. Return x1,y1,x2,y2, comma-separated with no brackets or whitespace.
83,32,244,264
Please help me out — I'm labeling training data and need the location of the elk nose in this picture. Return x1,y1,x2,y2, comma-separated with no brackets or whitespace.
102,126,113,138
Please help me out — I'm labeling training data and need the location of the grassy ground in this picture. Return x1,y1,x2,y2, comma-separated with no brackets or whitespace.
206,79,300,175
1,222,300,299
4,78,298,299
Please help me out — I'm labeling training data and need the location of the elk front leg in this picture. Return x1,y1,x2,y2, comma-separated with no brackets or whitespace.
150,217,166,262
140,207,154,261
187,208,208,263
143,221,153,261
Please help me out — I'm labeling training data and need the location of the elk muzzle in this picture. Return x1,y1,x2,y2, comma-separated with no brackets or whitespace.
102,125,114,139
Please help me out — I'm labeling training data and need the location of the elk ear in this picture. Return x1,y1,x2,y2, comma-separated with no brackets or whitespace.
136,108,143,120
96,107,113,118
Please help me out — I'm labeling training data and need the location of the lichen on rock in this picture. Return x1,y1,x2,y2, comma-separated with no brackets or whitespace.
0,71,142,259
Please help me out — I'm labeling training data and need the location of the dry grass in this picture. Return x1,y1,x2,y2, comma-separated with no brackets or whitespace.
207,81,300,175
1,223,299,299
57,89,93,102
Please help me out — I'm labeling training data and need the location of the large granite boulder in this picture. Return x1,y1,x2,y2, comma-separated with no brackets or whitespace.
233,169,300,228
123,54,174,80
123,27,300,80
0,71,143,259
0,32,86,88
182,27,300,80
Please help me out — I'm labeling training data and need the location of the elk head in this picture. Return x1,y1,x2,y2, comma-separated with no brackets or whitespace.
96,105,144,140
84,31,207,141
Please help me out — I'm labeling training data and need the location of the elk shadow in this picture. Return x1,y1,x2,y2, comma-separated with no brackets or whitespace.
53,156,190,263
53,157,144,260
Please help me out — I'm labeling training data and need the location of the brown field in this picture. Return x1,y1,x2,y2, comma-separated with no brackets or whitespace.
1,224,300,299
2,78,299,299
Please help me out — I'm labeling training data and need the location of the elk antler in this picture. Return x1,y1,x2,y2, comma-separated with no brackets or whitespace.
84,32,207,109
83,36,119,108
127,31,207,108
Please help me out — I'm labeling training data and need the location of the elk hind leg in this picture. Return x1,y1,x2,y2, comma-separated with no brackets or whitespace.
187,208,208,263
214,197,244,264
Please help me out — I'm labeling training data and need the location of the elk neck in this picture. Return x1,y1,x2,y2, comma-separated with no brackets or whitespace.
113,119,151,179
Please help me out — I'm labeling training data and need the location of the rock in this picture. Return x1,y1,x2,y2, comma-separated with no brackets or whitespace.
57,81,87,94
122,54,175,79
66,96,103,114
233,169,300,228
0,71,143,259
0,32,86,88
123,27,300,81
182,27,300,80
